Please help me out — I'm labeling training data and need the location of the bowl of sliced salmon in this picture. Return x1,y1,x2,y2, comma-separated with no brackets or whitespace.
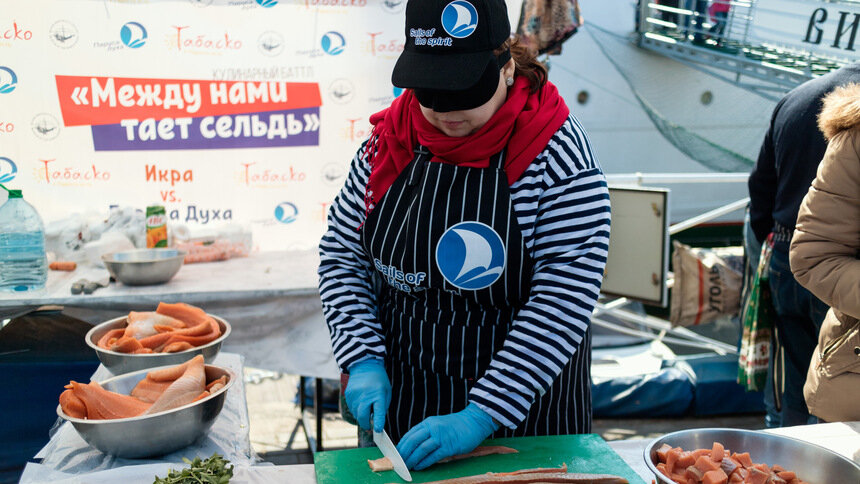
86,302,231,374
57,355,235,458
645,428,860,484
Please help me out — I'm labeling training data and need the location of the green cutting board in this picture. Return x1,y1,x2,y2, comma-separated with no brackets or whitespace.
314,434,647,484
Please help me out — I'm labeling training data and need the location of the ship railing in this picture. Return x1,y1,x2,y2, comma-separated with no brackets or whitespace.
595,171,751,355
635,0,851,98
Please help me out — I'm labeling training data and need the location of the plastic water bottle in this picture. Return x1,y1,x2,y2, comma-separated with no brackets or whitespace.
0,190,47,291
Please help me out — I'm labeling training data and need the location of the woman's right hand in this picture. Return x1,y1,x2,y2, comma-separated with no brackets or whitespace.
344,359,391,433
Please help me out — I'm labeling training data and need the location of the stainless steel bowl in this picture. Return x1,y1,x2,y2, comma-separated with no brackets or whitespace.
102,249,186,286
644,428,860,484
57,364,235,458
86,314,231,374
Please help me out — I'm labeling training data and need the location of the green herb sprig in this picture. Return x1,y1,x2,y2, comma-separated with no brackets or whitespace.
153,453,233,484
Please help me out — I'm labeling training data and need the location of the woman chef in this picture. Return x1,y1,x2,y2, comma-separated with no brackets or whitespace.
318,0,611,471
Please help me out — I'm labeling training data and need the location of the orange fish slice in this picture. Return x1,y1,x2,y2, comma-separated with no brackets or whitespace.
144,355,206,415
156,302,215,328
97,328,126,350
163,341,194,353
59,381,151,420
125,312,185,339
131,357,196,402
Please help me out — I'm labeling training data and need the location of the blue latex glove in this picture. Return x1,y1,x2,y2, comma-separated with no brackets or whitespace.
344,359,391,433
396,403,499,470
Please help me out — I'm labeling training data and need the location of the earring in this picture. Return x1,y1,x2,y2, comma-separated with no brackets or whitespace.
505,77,514,87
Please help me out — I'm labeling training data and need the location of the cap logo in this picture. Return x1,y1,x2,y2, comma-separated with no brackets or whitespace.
441,1,478,39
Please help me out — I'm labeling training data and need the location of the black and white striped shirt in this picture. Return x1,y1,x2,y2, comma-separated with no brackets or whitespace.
318,114,611,429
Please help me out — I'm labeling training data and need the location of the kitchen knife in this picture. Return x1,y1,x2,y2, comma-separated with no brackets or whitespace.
372,426,412,482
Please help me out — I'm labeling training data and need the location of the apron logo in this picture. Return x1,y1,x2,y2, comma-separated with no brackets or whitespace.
436,221,505,290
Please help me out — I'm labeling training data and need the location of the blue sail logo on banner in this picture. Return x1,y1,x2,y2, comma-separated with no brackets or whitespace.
321,31,345,55
441,1,478,38
256,0,278,7
274,202,298,224
436,221,505,290
120,22,147,48
0,157,18,183
0,67,18,94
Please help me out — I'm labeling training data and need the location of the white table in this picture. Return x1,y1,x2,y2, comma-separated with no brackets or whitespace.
20,422,860,483
0,250,340,380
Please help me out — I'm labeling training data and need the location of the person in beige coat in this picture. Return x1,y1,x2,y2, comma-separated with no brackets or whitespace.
789,83,860,422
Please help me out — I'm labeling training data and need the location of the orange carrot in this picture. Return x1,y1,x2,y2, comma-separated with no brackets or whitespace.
49,261,77,271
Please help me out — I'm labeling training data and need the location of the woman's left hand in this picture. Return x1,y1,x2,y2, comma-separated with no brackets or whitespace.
396,403,499,470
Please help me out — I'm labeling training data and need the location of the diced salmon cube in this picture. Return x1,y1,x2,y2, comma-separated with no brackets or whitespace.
694,449,713,459
703,469,728,484
744,467,770,484
771,464,785,473
771,474,787,484
729,472,744,483
657,462,669,477
776,471,796,481
696,455,722,474
678,451,697,468
720,457,738,477
685,465,705,481
666,448,683,474
657,443,674,462
711,442,726,462
752,463,770,474
670,473,687,484
732,452,753,468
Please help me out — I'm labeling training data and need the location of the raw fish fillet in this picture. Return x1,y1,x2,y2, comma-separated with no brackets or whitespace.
125,312,185,339
369,446,519,472
389,466,628,484
96,302,222,354
60,356,227,421
131,357,197,403
59,381,151,419
143,355,206,415
156,302,214,328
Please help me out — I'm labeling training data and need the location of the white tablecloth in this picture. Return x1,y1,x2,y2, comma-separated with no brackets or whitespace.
0,250,340,380
19,353,256,483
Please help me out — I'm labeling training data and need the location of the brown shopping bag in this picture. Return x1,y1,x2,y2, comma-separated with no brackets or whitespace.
670,241,744,326
738,235,775,391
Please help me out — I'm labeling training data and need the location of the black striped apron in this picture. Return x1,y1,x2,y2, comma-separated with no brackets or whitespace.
361,146,591,443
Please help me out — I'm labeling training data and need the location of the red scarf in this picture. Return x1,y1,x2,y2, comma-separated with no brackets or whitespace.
364,77,569,214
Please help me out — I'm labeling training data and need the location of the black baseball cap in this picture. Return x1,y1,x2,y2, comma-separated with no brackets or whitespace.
392,0,511,94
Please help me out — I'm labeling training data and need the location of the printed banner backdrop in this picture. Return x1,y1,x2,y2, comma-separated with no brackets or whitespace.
0,0,522,251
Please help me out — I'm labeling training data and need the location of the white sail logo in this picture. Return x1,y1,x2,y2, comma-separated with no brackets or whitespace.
435,221,505,290
441,1,478,39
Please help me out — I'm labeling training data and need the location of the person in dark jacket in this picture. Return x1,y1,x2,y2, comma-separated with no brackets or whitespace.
747,61,860,427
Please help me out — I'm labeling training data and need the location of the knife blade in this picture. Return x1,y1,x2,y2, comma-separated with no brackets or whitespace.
372,426,412,482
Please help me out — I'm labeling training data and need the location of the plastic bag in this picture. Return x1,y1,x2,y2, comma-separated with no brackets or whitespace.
737,236,775,391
